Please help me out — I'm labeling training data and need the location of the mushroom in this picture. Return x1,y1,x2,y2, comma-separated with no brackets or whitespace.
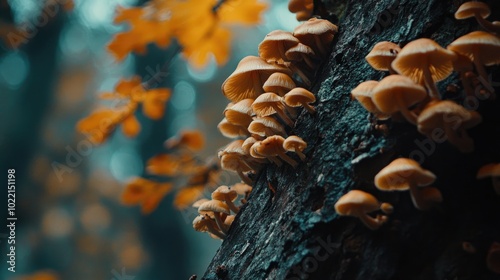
374,158,440,210
230,183,253,202
220,143,254,185
284,43,317,85
365,41,401,73
193,215,226,239
293,18,338,58
248,117,287,138
351,80,390,120
221,56,292,102
455,2,500,34
192,198,210,208
263,73,296,97
487,242,500,274
198,200,231,234
451,52,475,97
447,31,500,93
283,135,307,161
258,30,300,64
371,75,427,125
334,190,388,230
417,100,482,153
252,92,294,127
257,135,298,168
391,38,457,99
217,118,251,139
250,140,282,166
476,163,500,195
288,0,313,21
224,99,255,128
212,185,240,214
283,87,316,115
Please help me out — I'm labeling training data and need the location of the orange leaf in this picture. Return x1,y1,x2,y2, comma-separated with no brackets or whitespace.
182,26,231,68
165,130,205,152
121,177,156,205
76,110,119,144
141,183,173,214
142,88,171,120
173,185,205,210
218,0,268,26
122,115,141,137
116,76,143,98
146,154,184,176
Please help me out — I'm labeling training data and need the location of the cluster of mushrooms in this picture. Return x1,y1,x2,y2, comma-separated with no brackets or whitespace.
334,1,500,273
216,18,338,185
288,0,314,21
192,183,252,239
192,18,338,239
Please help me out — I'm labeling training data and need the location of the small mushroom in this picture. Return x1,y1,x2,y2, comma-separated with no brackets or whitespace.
283,87,316,115
374,158,440,210
293,18,338,58
455,2,500,34
217,118,251,139
230,183,253,202
248,117,287,138
417,100,482,153
283,135,307,161
252,92,294,127
193,215,226,239
285,43,317,85
365,41,401,73
372,75,427,125
447,31,500,93
380,202,394,215
263,73,296,97
258,135,298,168
258,30,300,64
392,38,457,99
220,145,254,185
477,163,500,195
334,190,388,230
198,200,231,235
288,0,313,21
222,56,292,102
224,99,255,128
351,80,390,120
212,185,240,214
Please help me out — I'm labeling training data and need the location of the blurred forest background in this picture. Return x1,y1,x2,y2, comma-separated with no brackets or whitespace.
0,0,293,279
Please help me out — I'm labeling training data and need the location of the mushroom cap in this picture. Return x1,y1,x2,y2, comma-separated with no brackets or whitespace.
285,43,316,62
242,137,259,154
293,18,338,54
249,141,266,159
365,41,401,71
220,153,253,172
230,183,253,196
447,31,500,66
283,135,307,152
258,30,300,63
334,190,380,216
375,158,436,191
263,72,296,96
224,215,236,226
372,75,427,114
198,200,230,215
455,2,490,20
248,117,286,137
284,87,316,107
351,80,382,114
192,198,210,208
221,56,292,102
217,118,250,139
257,135,286,156
391,38,457,84
224,99,255,127
288,0,313,13
417,100,482,135
212,185,238,202
193,215,211,232
252,92,286,117
477,163,500,179
220,139,246,156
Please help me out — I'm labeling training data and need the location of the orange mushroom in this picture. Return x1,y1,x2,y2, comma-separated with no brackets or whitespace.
263,73,296,96
365,41,401,73
283,135,307,161
284,87,316,115
258,135,298,167
198,200,230,234
212,185,240,214
477,163,500,195
288,0,314,21
217,118,250,139
258,30,300,64
193,215,226,239
351,80,390,120
293,18,338,57
252,92,294,127
455,2,500,34
334,190,388,230
248,117,287,138
224,99,255,128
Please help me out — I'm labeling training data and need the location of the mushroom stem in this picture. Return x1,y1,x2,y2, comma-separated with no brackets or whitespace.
225,199,240,214
475,15,500,34
357,213,385,230
461,72,475,97
207,220,226,239
301,54,316,70
237,169,253,185
294,149,306,161
408,184,429,210
423,67,440,99
301,102,316,114
267,155,283,166
396,95,418,125
472,56,489,85
214,213,228,234
289,64,311,87
277,151,298,168
272,104,295,127
314,36,327,57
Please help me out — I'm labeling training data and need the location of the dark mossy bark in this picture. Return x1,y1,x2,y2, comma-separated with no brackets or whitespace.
203,1,500,279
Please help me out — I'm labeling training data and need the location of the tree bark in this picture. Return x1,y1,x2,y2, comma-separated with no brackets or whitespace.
203,0,500,279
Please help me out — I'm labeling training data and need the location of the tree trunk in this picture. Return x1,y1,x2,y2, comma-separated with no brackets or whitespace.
203,0,500,279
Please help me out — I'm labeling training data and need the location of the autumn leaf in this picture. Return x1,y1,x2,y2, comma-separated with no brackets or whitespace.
142,88,171,120
219,0,268,26
76,109,121,144
182,26,232,69
164,130,205,152
173,185,205,210
141,182,173,214
122,177,173,214
122,115,141,137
